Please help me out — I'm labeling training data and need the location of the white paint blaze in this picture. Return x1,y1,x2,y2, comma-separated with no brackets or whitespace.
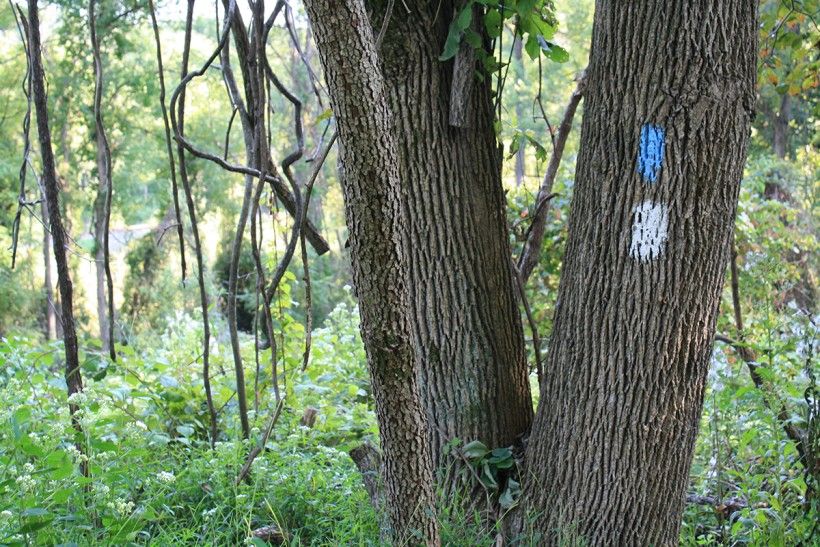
629,201,669,262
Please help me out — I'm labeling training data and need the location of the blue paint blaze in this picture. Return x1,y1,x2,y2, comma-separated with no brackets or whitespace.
637,124,666,183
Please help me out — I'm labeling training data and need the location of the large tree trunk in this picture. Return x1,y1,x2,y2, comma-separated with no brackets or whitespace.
303,1,439,543
519,0,756,544
377,2,533,466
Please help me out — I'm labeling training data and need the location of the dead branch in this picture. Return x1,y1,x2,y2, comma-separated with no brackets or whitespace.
517,70,587,284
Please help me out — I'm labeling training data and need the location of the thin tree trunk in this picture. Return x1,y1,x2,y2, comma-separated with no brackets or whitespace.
220,2,261,440
175,0,219,446
28,0,85,446
93,198,108,348
772,93,791,159
89,0,116,361
519,0,757,544
41,197,56,340
377,3,533,467
303,1,439,543
513,36,525,188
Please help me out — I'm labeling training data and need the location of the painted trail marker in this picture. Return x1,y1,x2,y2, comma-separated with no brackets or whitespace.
629,123,669,262
637,124,666,183
629,201,669,262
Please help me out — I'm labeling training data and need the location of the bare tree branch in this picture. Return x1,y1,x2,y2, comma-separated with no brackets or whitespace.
517,70,587,284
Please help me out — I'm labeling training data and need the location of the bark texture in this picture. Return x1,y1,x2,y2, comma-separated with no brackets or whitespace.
520,1,757,544
377,2,533,465
303,1,439,544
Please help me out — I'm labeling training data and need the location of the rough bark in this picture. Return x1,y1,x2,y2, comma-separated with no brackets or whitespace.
519,0,757,544
28,0,85,430
377,2,533,466
303,1,439,543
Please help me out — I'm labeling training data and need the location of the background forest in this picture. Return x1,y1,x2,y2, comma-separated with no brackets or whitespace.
0,0,817,544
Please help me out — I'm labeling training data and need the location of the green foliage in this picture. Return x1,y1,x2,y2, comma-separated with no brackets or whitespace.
0,227,42,337
0,0,817,544
0,299,380,545
681,150,819,546
441,0,565,64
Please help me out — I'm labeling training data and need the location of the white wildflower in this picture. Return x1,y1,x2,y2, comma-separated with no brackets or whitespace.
15,474,35,491
67,391,87,406
109,498,134,516
156,471,176,484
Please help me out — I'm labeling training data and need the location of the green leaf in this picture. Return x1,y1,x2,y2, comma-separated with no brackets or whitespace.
22,508,49,518
439,30,462,61
538,37,569,63
462,440,489,459
524,35,540,60
464,29,482,49
547,43,569,63
176,424,195,437
484,9,502,39
314,108,333,124
455,5,473,31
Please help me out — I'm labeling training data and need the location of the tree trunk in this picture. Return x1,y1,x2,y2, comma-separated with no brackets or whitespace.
92,194,110,351
513,36,526,188
772,93,790,159
303,1,439,543
377,2,533,466
28,0,85,431
89,0,116,361
519,0,756,544
40,197,56,340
